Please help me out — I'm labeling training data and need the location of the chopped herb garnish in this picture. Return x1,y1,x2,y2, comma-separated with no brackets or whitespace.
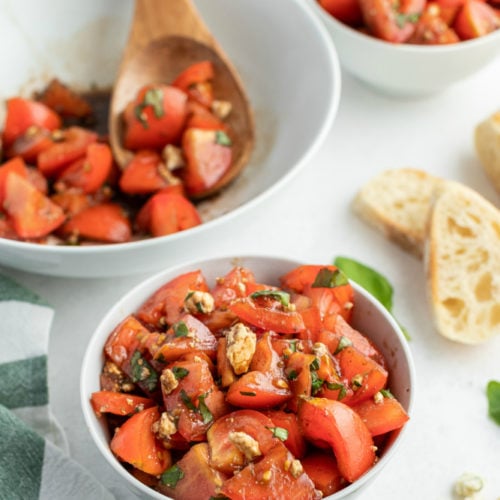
179,389,196,410
487,380,500,425
312,268,349,288
161,464,184,487
239,391,257,397
198,394,213,424
134,88,165,128
325,382,347,400
267,426,289,441
250,289,290,308
289,340,298,353
380,388,395,399
172,366,190,380
130,350,158,391
395,11,420,29
309,358,320,371
173,321,189,338
334,335,353,354
215,130,232,147
287,370,298,381
311,371,324,395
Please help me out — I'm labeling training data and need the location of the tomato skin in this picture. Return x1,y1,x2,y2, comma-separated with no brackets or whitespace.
409,3,461,42
110,406,171,475
57,142,113,194
136,270,209,329
301,451,345,496
220,442,320,500
453,0,500,38
51,189,91,217
90,391,155,417
37,126,98,177
172,61,215,92
5,127,54,163
60,202,131,243
181,128,232,197
298,397,375,483
351,396,409,436
0,157,28,206
119,150,170,195
37,78,92,118
2,97,62,148
3,172,66,239
319,0,364,25
123,84,188,151
265,410,307,458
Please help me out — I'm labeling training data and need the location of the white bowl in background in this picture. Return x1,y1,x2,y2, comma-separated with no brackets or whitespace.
0,0,340,277
307,0,500,97
81,255,415,500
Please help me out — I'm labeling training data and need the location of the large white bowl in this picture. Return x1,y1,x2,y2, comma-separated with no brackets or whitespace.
0,0,340,277
81,255,415,500
307,0,500,97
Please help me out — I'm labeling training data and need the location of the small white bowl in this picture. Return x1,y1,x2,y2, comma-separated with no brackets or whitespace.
307,0,500,97
81,255,415,500
0,0,340,277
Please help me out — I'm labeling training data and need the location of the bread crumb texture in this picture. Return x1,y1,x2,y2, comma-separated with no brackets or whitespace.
475,111,500,195
427,183,500,344
353,168,443,257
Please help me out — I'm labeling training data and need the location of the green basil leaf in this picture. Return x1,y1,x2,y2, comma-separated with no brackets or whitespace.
380,388,395,399
309,358,320,371
312,268,349,288
310,371,324,395
130,350,158,391
215,130,232,146
287,370,298,381
334,335,352,354
487,380,500,425
250,289,290,308
198,394,213,424
267,426,289,441
172,366,189,380
161,464,184,487
179,389,196,411
239,391,256,397
334,256,393,311
173,321,189,338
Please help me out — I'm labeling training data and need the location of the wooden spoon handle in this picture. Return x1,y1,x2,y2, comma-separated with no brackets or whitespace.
126,0,215,58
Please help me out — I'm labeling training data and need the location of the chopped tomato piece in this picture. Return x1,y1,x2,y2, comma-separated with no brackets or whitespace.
110,406,171,475
265,410,307,458
0,157,28,205
5,127,54,163
453,0,500,39
220,443,320,500
0,216,18,240
51,189,91,217
123,84,188,151
181,128,232,197
301,451,345,496
319,0,364,25
2,97,62,148
211,266,256,308
298,397,376,483
172,61,215,92
186,102,228,131
90,391,155,417
351,395,409,436
37,126,98,177
135,191,201,237
409,3,460,42
136,270,209,328
3,172,65,238
60,202,131,243
37,78,93,118
57,142,113,194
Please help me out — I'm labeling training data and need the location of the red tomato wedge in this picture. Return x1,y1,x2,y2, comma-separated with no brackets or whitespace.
110,406,171,475
172,61,215,91
123,84,188,151
37,78,93,118
5,127,54,163
2,97,62,148
181,128,232,197
301,451,345,496
136,270,209,328
60,202,131,243
3,172,65,238
119,150,171,195
57,142,113,194
220,442,320,500
0,157,28,206
51,190,91,217
319,0,363,25
186,102,228,132
409,3,460,42
37,126,98,177
351,396,409,436
265,410,307,459
90,391,155,417
135,191,201,237
211,266,256,308
453,0,500,38
298,397,376,483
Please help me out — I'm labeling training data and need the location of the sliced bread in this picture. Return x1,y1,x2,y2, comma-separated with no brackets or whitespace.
475,111,500,195
353,168,444,258
425,182,500,344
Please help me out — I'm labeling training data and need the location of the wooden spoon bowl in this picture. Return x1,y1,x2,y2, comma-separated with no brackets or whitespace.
109,0,254,198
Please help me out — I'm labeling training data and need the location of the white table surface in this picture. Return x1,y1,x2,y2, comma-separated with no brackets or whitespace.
2,59,500,500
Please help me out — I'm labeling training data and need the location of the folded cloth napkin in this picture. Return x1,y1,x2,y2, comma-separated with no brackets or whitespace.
0,274,114,500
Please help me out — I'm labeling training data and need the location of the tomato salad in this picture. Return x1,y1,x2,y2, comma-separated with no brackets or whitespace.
319,0,500,44
91,264,409,499
0,61,233,244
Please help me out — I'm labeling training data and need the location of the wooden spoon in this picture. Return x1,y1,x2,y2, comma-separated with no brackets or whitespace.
109,0,254,198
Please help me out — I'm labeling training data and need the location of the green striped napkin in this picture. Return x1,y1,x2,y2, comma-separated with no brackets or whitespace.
0,274,114,500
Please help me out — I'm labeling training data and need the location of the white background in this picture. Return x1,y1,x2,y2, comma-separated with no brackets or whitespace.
2,50,500,500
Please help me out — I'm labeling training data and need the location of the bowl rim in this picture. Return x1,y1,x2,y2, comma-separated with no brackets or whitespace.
310,0,500,54
0,0,341,261
80,253,416,500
